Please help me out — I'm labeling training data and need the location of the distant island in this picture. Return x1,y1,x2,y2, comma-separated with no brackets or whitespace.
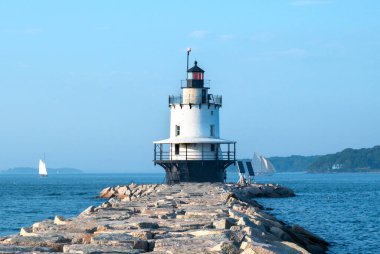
1,167,83,174
270,145,380,173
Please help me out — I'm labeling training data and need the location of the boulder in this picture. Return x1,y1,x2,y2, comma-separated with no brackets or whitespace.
100,187,116,198
19,227,37,236
270,226,293,242
131,231,153,240
80,205,95,216
0,245,56,253
54,215,67,225
209,241,239,254
63,244,143,253
3,235,71,252
117,186,129,198
213,218,236,229
32,220,55,233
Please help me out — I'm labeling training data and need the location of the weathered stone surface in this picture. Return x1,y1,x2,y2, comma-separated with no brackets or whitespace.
3,235,70,252
100,187,116,199
54,215,67,225
2,183,328,253
131,231,153,240
79,205,95,216
132,222,159,229
0,245,55,253
209,241,239,253
20,227,38,236
63,244,143,253
213,218,236,229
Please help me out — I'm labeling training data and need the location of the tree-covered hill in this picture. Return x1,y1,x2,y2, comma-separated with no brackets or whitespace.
269,155,319,172
308,146,380,172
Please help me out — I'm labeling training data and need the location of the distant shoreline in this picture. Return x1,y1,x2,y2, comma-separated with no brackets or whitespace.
0,167,83,174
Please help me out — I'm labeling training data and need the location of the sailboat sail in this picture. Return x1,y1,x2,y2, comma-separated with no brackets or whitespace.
252,153,276,175
39,159,48,176
261,156,276,174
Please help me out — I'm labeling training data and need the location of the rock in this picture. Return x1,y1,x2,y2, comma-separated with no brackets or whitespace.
100,187,116,198
227,229,246,245
142,208,174,216
213,218,236,229
2,183,328,254
19,227,38,236
237,217,255,228
122,196,132,202
209,241,239,254
91,233,139,247
96,225,111,232
80,205,95,216
4,235,70,252
100,201,112,208
63,244,144,253
277,241,310,254
241,249,257,254
188,229,225,237
54,215,67,225
0,245,56,253
32,220,55,233
131,231,153,240
147,239,155,251
270,226,293,241
291,225,328,247
185,210,219,218
117,186,129,197
132,222,159,229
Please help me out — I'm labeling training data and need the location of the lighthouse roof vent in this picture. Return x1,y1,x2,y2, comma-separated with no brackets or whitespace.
187,61,204,73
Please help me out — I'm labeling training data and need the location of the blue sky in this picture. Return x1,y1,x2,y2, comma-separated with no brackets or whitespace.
1,0,379,172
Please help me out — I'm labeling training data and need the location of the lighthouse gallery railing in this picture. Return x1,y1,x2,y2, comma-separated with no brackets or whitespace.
154,143,235,162
169,95,222,106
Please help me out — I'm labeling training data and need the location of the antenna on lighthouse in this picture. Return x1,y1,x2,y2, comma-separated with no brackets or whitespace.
186,48,191,78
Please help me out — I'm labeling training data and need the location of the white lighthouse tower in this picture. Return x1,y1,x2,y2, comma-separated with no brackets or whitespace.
154,51,236,184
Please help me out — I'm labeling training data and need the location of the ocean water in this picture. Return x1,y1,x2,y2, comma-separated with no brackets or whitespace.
0,173,165,236
0,172,379,253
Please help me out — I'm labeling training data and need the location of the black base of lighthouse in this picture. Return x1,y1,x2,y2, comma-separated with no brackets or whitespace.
157,160,234,184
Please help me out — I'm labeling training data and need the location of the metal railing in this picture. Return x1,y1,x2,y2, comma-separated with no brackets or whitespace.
168,94,222,106
154,143,236,162
154,150,235,161
181,80,211,88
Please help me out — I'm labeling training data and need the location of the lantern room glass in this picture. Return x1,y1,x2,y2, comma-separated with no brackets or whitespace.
187,72,203,80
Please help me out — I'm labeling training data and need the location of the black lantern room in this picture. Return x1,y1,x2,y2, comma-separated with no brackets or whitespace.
187,61,205,88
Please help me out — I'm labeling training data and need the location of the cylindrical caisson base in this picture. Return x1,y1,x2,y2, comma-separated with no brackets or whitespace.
160,160,231,184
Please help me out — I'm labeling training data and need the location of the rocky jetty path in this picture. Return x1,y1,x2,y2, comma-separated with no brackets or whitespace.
0,183,328,254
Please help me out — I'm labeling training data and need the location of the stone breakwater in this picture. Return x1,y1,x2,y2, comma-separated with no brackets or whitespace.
0,183,328,254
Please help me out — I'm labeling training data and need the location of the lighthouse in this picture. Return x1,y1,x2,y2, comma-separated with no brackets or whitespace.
154,51,236,184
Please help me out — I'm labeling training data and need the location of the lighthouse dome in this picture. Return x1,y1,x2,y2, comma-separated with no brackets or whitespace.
187,61,204,73
187,61,205,88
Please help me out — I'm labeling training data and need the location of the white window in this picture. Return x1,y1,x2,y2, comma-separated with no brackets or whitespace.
210,125,215,137
175,125,180,136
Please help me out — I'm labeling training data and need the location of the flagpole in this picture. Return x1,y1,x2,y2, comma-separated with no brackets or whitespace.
186,48,191,79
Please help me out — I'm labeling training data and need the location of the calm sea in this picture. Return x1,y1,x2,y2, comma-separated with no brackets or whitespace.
0,172,379,253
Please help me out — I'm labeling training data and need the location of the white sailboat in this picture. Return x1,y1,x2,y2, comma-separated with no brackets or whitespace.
39,159,48,177
252,152,276,175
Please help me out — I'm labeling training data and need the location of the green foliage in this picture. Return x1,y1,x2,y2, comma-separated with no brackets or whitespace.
308,146,380,172
269,155,319,172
